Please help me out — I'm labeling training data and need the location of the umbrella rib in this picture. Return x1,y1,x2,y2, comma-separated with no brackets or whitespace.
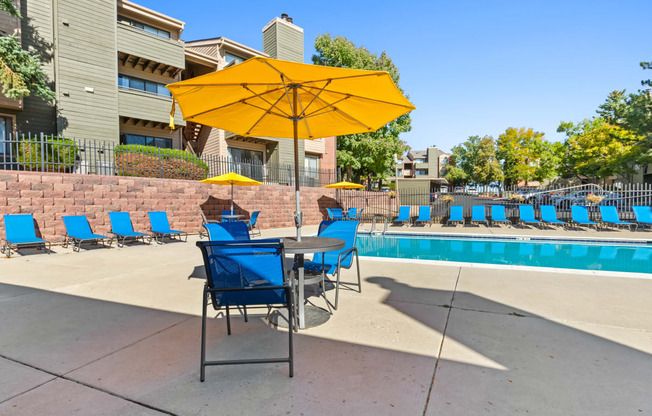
299,72,385,84
303,95,352,118
241,101,290,120
297,86,373,131
242,85,293,118
298,80,331,118
245,93,291,135
294,87,313,138
263,60,298,86
184,85,287,120
302,84,415,109
279,75,297,118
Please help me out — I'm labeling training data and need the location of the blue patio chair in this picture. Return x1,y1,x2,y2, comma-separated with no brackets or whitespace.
470,205,488,226
326,208,334,220
148,211,188,244
246,211,261,236
108,212,150,247
349,208,364,220
570,205,599,229
447,205,464,225
345,207,357,219
198,210,219,239
519,205,541,228
62,215,112,252
541,205,566,227
205,222,251,241
413,206,431,226
632,206,652,230
599,206,635,230
196,239,293,380
303,220,361,310
1,214,51,258
490,205,511,226
393,206,411,225
221,210,235,223
331,208,345,220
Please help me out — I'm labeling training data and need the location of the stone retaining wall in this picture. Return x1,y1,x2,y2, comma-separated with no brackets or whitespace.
0,170,341,242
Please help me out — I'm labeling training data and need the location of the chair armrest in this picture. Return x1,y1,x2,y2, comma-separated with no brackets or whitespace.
206,284,290,293
337,247,357,268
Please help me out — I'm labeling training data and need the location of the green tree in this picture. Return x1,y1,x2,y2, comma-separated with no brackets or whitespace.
450,135,503,187
0,3,55,100
496,127,560,186
312,34,412,187
557,118,641,184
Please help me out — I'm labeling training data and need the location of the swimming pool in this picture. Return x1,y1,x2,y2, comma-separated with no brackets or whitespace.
356,233,652,275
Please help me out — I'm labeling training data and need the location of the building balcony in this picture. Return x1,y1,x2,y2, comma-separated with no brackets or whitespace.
118,88,185,127
117,23,185,75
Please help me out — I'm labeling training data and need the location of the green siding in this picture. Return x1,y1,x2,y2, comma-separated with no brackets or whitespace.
118,89,184,126
262,24,277,58
117,24,185,69
275,23,303,63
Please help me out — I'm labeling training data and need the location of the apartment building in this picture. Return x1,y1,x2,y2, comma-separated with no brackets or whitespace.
0,2,335,173
393,146,450,192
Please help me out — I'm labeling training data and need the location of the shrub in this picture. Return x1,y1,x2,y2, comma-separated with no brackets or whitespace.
440,195,455,203
15,135,78,172
114,144,209,180
585,193,603,204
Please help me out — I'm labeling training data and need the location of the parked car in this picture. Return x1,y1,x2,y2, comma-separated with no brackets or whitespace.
552,190,624,210
453,186,464,193
467,187,478,195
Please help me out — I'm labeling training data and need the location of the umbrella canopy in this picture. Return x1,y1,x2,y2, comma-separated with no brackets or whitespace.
324,181,365,189
168,57,415,240
200,172,262,212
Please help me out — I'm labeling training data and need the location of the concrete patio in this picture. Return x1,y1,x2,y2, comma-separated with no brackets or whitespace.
0,225,651,415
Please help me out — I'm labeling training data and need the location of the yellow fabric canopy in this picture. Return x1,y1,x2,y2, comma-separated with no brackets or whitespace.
200,172,262,213
201,172,262,186
167,57,415,139
324,181,365,189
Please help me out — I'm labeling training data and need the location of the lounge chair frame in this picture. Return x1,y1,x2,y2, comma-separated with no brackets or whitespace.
61,234,112,252
569,205,600,230
470,206,489,226
1,238,51,258
447,206,465,225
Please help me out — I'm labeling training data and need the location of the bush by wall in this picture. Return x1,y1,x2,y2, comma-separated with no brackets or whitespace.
16,136,78,173
114,144,209,180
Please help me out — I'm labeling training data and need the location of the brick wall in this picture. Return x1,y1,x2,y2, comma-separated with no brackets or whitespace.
0,170,341,242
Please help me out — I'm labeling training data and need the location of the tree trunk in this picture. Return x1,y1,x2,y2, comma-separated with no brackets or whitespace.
346,167,352,182
378,178,383,190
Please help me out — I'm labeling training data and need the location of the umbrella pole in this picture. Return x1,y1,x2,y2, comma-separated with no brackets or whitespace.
230,182,234,213
293,85,301,241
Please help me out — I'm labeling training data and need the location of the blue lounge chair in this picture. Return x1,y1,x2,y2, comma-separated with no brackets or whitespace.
205,222,251,241
198,210,219,239
470,205,488,226
62,215,112,251
326,208,334,220
331,208,345,220
413,206,431,226
1,214,51,258
345,208,357,219
393,206,411,225
349,208,364,220
490,205,511,226
447,205,464,225
599,206,634,230
541,205,566,227
108,212,150,247
519,205,541,228
632,206,652,230
303,220,361,310
570,205,599,229
196,239,293,380
148,211,188,244
246,211,261,236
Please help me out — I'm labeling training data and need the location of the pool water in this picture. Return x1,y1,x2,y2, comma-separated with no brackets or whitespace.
356,234,652,274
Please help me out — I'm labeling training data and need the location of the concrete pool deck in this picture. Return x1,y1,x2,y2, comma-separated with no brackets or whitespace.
0,225,651,415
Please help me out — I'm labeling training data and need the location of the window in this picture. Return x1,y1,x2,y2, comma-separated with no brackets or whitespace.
121,134,172,149
414,158,427,163
305,155,320,179
225,52,245,65
415,169,428,176
118,16,170,38
441,157,448,165
0,116,12,154
397,169,402,176
118,74,171,97
228,147,264,163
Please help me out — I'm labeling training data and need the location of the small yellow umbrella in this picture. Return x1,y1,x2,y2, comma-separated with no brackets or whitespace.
324,181,365,189
201,172,262,213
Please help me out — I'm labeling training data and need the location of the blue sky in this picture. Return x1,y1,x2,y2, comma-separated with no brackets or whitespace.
140,0,650,153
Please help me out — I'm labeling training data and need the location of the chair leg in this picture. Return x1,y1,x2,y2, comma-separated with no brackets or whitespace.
334,268,341,310
286,286,294,377
355,249,362,293
200,287,208,382
243,305,248,322
226,306,231,335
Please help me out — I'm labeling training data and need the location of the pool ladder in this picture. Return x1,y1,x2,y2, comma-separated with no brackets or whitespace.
370,216,388,235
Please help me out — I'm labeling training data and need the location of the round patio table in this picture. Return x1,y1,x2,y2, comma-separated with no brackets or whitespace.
271,236,344,330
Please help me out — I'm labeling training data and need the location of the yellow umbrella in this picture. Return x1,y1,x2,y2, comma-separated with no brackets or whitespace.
200,172,262,213
168,57,415,240
324,181,365,189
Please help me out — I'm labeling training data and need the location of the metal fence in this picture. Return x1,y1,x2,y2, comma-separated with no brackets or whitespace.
342,183,652,223
0,134,338,187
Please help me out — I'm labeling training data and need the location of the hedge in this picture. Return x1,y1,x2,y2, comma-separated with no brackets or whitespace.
114,144,209,180
16,136,79,172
